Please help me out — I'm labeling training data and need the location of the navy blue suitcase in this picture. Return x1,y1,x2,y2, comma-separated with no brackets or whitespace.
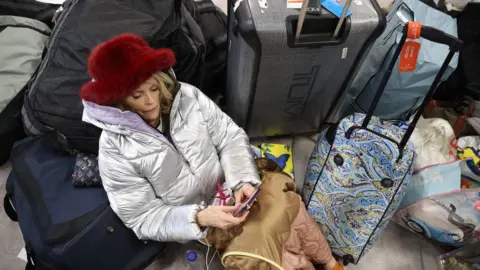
3,136,163,269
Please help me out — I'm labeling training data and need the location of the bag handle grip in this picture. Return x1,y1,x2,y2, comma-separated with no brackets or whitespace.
3,194,18,222
420,25,463,48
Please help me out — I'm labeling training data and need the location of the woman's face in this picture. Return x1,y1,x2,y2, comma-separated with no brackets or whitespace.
123,76,161,124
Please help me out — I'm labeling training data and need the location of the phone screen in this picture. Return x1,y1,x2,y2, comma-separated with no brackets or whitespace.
234,189,260,217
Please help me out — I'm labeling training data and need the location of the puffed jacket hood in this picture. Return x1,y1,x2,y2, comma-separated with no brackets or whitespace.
82,82,260,243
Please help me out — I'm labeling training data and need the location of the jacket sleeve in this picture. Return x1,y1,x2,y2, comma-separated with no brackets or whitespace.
98,140,206,243
192,85,261,190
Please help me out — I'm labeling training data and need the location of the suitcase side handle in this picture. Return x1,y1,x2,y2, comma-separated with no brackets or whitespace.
361,22,462,153
228,0,257,43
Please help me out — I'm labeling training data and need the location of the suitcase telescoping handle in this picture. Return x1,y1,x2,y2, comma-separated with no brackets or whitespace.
295,0,353,41
295,0,310,41
294,0,353,46
332,0,353,39
358,22,462,153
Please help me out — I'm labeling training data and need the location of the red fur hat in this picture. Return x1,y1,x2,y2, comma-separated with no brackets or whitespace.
80,34,176,105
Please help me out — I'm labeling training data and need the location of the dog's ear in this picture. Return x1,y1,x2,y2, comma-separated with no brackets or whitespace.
255,158,281,172
255,158,267,171
267,158,282,172
255,158,294,180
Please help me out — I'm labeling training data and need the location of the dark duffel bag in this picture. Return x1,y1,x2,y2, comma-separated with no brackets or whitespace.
3,135,164,269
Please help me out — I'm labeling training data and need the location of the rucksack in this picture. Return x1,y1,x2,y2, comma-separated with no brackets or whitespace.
0,16,50,166
22,0,206,154
4,135,163,269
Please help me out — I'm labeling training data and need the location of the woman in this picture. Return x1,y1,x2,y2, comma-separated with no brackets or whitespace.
80,34,343,270
80,34,260,242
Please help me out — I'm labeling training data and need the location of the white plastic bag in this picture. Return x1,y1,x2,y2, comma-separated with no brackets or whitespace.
411,117,456,171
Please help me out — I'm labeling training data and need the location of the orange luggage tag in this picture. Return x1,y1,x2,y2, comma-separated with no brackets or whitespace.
399,22,422,73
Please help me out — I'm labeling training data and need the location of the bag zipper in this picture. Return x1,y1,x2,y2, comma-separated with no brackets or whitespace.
56,207,110,254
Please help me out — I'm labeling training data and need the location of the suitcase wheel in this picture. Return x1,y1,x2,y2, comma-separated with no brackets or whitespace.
341,255,354,266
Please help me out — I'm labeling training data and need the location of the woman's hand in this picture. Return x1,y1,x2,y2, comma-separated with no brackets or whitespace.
196,205,248,230
234,183,257,207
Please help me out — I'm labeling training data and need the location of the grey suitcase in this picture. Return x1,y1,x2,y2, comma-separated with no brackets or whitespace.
225,0,386,138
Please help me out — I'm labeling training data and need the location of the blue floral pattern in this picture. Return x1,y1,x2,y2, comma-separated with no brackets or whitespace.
302,113,415,263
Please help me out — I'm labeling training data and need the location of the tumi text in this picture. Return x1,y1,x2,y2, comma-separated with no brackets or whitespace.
284,65,320,119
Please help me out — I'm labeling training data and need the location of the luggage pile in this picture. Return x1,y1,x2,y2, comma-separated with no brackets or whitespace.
1,0,479,269
1,0,228,268
301,1,479,267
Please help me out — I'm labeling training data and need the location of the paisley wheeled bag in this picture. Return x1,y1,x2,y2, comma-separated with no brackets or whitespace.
302,22,463,265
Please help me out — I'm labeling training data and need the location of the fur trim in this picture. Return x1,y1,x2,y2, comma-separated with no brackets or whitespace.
80,34,176,105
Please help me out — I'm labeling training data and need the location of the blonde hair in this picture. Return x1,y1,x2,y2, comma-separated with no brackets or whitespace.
117,71,175,117
151,71,175,116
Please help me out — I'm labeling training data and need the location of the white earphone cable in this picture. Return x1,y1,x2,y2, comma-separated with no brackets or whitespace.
205,233,219,270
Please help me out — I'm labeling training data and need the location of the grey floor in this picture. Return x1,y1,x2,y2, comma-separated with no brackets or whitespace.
0,135,445,269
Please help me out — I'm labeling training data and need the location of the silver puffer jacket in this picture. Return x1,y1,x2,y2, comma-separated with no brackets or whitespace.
82,82,260,243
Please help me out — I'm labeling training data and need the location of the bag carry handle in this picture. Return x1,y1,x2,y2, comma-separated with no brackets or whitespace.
291,0,354,47
295,0,352,40
358,22,462,153
3,194,18,222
